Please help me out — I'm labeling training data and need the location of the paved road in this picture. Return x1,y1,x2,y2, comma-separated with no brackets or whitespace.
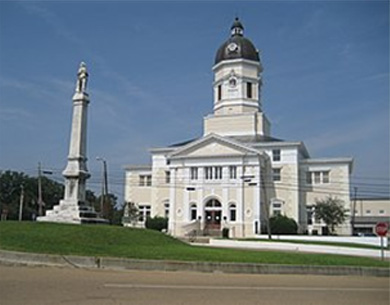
0,265,389,305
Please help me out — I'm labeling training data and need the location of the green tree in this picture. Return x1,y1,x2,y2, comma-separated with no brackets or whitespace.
314,196,348,235
96,193,118,224
122,201,139,226
270,214,298,235
0,170,64,220
0,170,100,221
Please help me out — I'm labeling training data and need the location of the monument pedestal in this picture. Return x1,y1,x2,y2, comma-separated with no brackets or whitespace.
37,200,108,224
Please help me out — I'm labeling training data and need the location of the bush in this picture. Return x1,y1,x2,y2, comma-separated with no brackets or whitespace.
270,214,298,235
145,216,168,232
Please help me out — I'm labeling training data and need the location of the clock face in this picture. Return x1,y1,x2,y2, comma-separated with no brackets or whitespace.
227,42,238,53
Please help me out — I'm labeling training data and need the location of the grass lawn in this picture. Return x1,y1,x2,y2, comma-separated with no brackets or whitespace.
0,222,388,268
238,238,390,250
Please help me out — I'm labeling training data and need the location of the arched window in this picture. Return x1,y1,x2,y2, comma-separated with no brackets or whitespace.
229,204,237,222
190,203,197,221
205,199,222,208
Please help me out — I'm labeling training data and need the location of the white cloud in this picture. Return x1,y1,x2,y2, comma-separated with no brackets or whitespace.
307,111,389,154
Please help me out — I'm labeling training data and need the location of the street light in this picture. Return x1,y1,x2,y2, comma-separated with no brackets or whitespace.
96,157,108,217
37,162,53,217
240,174,255,238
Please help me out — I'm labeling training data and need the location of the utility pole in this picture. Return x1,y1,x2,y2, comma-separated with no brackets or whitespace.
97,157,108,218
259,156,272,240
38,162,43,216
37,162,53,217
19,184,24,221
351,187,357,236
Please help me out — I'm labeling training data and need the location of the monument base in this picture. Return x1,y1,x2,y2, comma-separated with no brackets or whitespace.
37,200,108,224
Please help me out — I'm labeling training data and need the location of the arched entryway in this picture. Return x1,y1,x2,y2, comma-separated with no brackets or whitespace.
204,199,222,231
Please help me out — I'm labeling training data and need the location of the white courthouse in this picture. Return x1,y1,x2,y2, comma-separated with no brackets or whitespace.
124,19,353,237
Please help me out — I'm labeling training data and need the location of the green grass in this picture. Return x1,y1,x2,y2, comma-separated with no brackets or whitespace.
238,238,390,250
0,222,388,268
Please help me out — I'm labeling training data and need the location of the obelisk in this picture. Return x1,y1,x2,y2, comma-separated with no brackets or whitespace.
38,62,105,224
61,61,90,206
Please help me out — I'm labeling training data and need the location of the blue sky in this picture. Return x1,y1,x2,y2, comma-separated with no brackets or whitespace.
0,0,389,200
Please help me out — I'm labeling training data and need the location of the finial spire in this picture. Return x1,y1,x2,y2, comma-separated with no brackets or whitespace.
231,17,244,36
76,61,88,93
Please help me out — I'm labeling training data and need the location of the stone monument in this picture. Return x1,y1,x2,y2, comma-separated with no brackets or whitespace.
38,62,107,224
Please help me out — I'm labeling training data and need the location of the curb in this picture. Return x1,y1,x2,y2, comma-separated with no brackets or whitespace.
0,249,388,277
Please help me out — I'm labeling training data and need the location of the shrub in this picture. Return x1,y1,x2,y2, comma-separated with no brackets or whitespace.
270,214,298,235
145,216,168,231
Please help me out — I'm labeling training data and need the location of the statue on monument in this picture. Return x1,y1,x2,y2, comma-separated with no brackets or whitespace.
76,61,88,93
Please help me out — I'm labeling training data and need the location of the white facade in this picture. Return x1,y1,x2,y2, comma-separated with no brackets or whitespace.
124,19,353,237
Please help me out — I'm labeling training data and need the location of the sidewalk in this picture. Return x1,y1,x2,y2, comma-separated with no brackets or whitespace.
0,249,388,277
206,239,390,259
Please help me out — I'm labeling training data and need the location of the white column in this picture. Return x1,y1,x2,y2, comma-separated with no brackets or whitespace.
168,168,177,235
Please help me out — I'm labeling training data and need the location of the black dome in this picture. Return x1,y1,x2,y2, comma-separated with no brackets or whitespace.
215,18,260,65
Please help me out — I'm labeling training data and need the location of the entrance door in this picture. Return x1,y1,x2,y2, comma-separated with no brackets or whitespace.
205,210,222,229
204,199,222,232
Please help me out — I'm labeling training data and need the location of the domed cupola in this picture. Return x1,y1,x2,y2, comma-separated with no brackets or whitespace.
215,18,260,65
204,18,270,138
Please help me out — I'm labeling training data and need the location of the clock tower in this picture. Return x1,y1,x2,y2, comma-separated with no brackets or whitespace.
204,18,270,137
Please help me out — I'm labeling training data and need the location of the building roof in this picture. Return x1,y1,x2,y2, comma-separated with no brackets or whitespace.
215,18,260,65
168,134,283,149
228,134,284,144
168,137,198,147
354,216,390,224
123,164,151,171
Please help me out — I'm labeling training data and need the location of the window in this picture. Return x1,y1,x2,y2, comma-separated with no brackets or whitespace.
190,167,198,180
229,204,237,222
272,201,282,216
322,171,329,183
246,82,252,98
218,85,222,101
229,166,237,179
306,171,330,185
139,175,152,186
272,168,281,181
205,167,212,180
307,206,313,225
214,166,222,179
165,171,171,184
314,172,321,184
306,172,312,184
138,205,151,222
204,166,223,180
164,202,170,219
190,204,197,221
272,149,281,162
379,210,385,214
366,210,371,214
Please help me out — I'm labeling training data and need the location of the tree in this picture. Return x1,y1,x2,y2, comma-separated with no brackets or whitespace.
314,196,348,235
270,214,298,235
96,193,117,224
0,170,64,220
0,170,98,221
122,201,139,226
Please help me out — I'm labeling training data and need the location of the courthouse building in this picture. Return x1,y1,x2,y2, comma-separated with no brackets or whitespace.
124,18,353,237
